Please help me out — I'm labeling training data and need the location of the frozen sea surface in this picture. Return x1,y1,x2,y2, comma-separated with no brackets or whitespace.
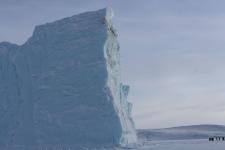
136,139,225,150
1,140,224,150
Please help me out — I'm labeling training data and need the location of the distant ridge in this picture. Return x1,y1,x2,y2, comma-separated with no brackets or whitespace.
138,125,225,141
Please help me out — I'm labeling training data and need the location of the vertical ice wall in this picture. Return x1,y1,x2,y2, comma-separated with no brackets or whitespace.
104,8,137,146
0,8,137,149
0,42,21,146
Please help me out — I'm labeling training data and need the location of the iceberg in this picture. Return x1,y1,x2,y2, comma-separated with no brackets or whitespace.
0,8,137,149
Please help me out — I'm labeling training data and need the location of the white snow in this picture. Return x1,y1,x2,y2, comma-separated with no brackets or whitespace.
138,139,225,150
138,125,225,141
136,125,225,150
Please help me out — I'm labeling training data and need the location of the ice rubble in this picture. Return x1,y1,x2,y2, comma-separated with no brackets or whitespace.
0,8,137,149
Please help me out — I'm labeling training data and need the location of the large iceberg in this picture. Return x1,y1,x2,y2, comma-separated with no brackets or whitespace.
0,8,137,149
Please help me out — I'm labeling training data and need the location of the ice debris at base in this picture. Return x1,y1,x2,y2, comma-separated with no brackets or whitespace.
0,8,137,149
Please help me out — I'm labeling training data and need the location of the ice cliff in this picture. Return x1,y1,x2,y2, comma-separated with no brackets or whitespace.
0,8,137,149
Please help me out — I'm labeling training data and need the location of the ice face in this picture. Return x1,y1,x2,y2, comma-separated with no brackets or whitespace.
0,8,137,149
0,42,20,146
104,8,137,146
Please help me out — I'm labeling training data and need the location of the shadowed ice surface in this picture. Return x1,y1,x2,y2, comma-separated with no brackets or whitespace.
0,8,137,149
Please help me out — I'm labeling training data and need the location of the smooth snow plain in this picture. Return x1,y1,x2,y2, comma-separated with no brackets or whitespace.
137,139,225,150
136,125,225,150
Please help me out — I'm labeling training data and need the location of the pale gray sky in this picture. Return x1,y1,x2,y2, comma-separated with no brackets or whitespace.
1,0,225,129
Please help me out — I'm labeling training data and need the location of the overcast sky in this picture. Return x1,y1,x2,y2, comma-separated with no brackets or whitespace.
1,0,225,129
